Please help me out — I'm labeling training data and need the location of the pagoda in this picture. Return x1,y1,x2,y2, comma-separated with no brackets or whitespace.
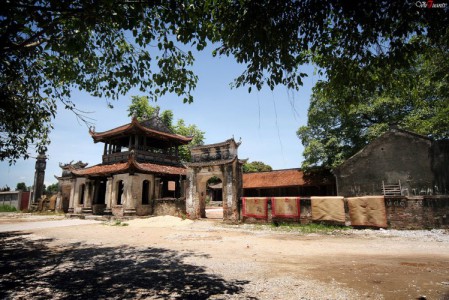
62,115,192,217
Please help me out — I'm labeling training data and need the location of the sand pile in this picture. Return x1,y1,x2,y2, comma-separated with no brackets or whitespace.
126,215,194,228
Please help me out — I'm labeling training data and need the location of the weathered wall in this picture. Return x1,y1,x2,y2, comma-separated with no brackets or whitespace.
385,196,449,229
71,177,87,214
186,161,241,221
186,139,243,221
194,165,224,218
335,130,434,197
0,191,21,210
107,173,156,216
67,172,162,216
57,178,72,213
190,143,237,163
241,196,449,229
431,140,449,195
92,204,106,215
109,173,140,216
153,198,186,217
129,173,154,216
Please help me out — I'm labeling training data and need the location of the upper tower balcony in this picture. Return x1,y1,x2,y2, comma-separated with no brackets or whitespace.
102,146,180,165
89,117,192,166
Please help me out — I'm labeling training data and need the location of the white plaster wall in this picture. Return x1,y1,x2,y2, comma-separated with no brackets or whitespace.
132,173,154,207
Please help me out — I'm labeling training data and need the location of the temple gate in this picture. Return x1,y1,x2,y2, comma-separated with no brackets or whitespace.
185,139,245,221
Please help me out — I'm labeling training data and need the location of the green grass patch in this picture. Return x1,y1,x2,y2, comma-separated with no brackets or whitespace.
271,222,351,234
30,211,65,216
0,204,18,212
104,219,129,226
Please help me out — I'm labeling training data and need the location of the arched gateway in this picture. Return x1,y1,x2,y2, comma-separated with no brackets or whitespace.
185,139,245,221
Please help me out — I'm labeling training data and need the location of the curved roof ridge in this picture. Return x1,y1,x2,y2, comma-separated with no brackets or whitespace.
190,138,241,150
89,117,192,144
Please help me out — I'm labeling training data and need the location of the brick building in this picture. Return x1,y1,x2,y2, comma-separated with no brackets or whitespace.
242,168,336,197
333,127,449,197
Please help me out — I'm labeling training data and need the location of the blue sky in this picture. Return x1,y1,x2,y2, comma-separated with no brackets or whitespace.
0,48,320,190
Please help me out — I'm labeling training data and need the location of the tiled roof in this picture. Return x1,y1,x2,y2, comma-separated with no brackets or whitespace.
138,162,186,175
190,138,241,150
184,157,237,167
90,117,192,144
72,162,127,176
243,169,332,189
72,159,186,177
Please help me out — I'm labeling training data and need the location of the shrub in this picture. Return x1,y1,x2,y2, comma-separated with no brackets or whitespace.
0,204,18,212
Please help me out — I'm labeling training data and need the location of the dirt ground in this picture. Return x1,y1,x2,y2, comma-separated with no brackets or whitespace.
1,212,448,300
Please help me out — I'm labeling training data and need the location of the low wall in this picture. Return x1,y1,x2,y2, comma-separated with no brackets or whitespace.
240,196,449,229
0,191,21,210
385,196,449,229
136,205,153,216
92,204,106,215
153,198,186,217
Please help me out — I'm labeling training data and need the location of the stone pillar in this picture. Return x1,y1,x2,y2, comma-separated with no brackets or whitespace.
124,176,137,216
67,179,76,213
222,165,230,220
186,169,199,219
93,180,99,205
154,178,161,199
221,163,240,222
82,181,93,214
55,192,63,213
231,160,242,221
32,151,47,203
104,177,113,214
180,180,186,198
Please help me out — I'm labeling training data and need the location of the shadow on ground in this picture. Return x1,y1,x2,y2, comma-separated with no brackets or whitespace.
0,232,250,299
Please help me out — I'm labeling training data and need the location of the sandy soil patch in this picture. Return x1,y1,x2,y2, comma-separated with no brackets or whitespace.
0,214,448,299
125,215,194,228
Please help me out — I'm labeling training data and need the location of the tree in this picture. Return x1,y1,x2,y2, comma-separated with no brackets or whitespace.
128,96,175,131
127,96,204,161
15,182,28,191
243,161,273,173
128,96,159,121
1,1,447,162
45,182,59,195
298,44,449,171
174,119,205,161
1,1,199,162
